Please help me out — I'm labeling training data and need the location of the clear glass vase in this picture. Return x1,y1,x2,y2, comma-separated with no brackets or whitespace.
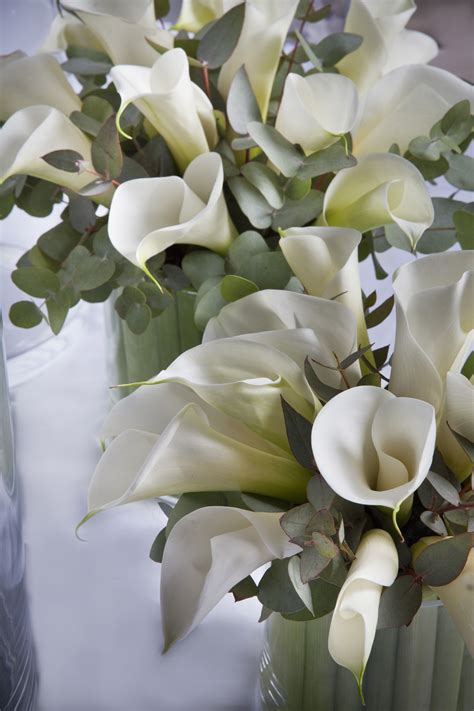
260,603,473,711
105,290,202,398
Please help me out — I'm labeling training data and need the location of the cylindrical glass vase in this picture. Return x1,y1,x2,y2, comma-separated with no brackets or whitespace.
105,290,202,398
260,603,473,711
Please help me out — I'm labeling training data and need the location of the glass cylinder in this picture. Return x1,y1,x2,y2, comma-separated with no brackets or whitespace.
260,602,473,711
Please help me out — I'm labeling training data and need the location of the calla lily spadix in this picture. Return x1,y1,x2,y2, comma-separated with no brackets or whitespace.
320,152,434,250
176,0,242,32
43,0,173,67
111,48,217,170
390,251,474,479
107,152,235,269
311,386,436,530
0,53,81,122
277,227,369,349
328,529,398,693
337,0,438,92
160,506,300,650
217,0,299,120
0,105,111,203
87,402,310,517
275,73,360,155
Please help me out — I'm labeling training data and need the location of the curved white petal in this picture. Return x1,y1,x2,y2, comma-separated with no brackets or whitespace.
41,14,104,54
61,0,154,21
383,30,438,74
437,372,474,479
279,227,368,347
176,0,242,32
322,153,434,249
275,73,360,155
0,53,80,122
0,106,110,201
329,529,398,683
218,0,299,119
108,152,234,266
311,386,436,512
111,49,216,169
161,507,299,648
354,65,474,156
88,403,309,512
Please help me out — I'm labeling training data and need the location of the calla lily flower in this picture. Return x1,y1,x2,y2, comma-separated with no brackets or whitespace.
88,402,310,516
328,529,398,690
414,537,474,656
353,64,474,156
217,0,299,120
0,105,110,201
43,0,173,67
108,152,234,268
176,0,242,32
311,386,436,527
111,48,217,170
275,73,360,155
0,53,81,122
278,227,368,348
161,506,300,649
321,153,434,249
445,372,474,444
390,252,474,479
337,0,438,92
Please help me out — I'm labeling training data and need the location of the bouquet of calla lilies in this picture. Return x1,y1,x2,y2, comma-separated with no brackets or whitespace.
2,0,474,699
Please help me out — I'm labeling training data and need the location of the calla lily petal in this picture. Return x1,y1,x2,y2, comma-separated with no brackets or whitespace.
321,153,434,249
176,0,242,32
278,227,368,348
383,30,438,75
88,403,310,513
111,49,216,170
328,529,399,687
161,507,299,648
218,0,299,119
353,65,474,156
108,152,235,267
0,53,81,122
275,73,360,155
311,386,436,518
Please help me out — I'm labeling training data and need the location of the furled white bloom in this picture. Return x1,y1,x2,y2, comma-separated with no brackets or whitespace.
275,73,360,155
278,227,368,348
108,152,234,268
161,507,300,649
353,65,474,156
321,153,434,249
311,386,436,525
328,529,398,688
88,401,310,515
390,252,474,479
0,106,109,201
176,0,242,32
337,0,438,92
0,53,80,122
218,0,299,119
415,537,474,656
42,0,173,67
111,48,217,171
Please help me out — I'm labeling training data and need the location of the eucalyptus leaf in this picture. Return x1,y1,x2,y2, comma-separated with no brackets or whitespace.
228,176,273,228
182,251,225,290
220,274,258,301
258,558,305,614
91,115,123,180
285,176,311,201
445,154,474,191
9,301,43,329
454,209,474,250
62,57,111,76
377,575,422,629
197,3,245,69
125,302,152,334
12,267,60,298
280,503,315,544
312,531,339,559
237,251,292,290
281,397,314,470
271,190,324,230
304,357,341,403
307,474,335,512
79,179,113,197
247,122,303,177
288,556,314,613
427,470,460,506
42,149,83,173
313,32,362,67
227,66,262,134
194,277,227,330
46,290,70,334
300,545,333,583
68,195,96,232
414,532,473,586
227,230,269,272
365,295,394,328
241,162,284,209
231,575,258,602
149,528,167,563
420,510,448,535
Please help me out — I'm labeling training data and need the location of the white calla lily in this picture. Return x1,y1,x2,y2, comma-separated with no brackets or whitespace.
161,506,299,649
445,372,474,443
43,0,173,67
0,106,110,202
328,529,398,690
311,386,436,527
218,0,299,119
108,152,234,268
176,0,242,32
278,227,368,348
275,73,360,155
390,252,474,479
321,153,434,249
415,537,474,656
88,402,310,515
337,0,437,92
111,48,217,170
0,53,80,122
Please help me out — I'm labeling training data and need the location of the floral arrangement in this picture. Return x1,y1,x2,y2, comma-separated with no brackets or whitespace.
1,0,474,701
